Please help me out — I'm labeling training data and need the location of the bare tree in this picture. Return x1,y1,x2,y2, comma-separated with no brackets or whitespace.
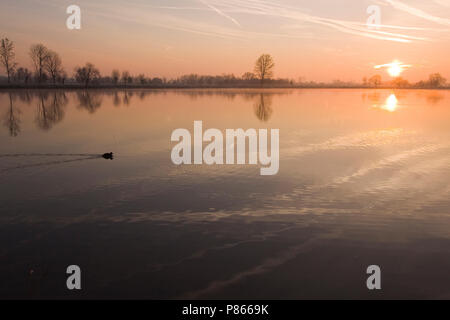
74,62,100,87
0,38,17,83
45,50,63,84
16,67,32,84
121,71,130,86
368,75,382,88
137,74,146,84
254,54,275,86
242,72,255,81
58,70,67,85
30,44,50,83
111,69,120,85
428,73,446,88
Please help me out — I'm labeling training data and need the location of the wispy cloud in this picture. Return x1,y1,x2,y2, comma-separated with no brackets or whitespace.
206,0,429,42
199,0,241,27
158,0,433,43
434,0,450,7
51,0,449,43
384,0,450,26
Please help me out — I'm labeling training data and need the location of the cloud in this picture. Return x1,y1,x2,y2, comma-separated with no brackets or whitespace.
199,0,241,27
384,0,450,26
161,0,430,42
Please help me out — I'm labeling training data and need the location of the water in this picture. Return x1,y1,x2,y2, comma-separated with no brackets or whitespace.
0,89,449,299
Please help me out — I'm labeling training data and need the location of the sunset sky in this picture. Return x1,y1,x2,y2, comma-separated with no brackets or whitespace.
1,0,450,82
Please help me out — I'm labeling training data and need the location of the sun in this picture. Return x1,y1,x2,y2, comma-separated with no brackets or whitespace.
374,60,410,78
387,62,402,77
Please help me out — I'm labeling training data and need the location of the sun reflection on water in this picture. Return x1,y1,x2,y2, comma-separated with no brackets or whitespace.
382,94,398,112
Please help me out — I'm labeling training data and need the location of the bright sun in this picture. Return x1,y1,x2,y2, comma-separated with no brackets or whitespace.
387,62,402,77
375,60,410,78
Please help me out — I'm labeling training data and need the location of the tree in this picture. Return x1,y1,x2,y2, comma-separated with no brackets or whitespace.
242,72,255,81
111,69,120,85
137,74,146,84
428,73,446,88
254,54,275,86
74,62,100,87
0,38,17,83
58,70,67,85
30,44,49,83
392,77,410,88
15,67,32,84
368,75,382,88
45,50,63,84
121,71,130,86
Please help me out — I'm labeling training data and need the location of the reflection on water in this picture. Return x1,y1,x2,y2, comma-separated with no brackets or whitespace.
0,89,450,299
254,93,273,122
76,91,103,114
366,92,400,112
3,93,21,137
35,91,67,130
2,90,287,136
383,93,398,112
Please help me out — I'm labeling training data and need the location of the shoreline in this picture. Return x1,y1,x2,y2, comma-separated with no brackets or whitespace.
0,84,449,90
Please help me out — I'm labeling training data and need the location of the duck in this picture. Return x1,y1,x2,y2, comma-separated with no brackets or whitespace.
102,152,114,160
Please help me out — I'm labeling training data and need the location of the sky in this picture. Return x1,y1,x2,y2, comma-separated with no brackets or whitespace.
1,0,450,82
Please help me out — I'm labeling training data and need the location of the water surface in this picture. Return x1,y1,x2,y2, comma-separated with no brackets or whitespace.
1,89,449,299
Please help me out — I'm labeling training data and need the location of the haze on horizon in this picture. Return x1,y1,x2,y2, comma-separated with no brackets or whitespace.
1,0,450,82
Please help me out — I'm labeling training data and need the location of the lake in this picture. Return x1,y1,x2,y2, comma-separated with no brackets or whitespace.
0,88,449,299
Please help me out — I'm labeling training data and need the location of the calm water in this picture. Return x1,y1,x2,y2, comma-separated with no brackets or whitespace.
0,89,449,299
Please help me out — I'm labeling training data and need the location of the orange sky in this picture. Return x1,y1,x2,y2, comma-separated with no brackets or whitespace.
1,0,450,82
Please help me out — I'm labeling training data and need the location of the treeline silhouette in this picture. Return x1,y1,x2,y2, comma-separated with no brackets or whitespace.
0,38,448,89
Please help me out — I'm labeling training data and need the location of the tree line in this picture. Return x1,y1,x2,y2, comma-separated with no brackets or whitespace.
0,37,447,89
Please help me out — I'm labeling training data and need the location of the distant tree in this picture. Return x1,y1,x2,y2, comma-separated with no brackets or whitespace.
121,71,130,86
413,80,424,88
151,78,163,87
16,67,32,84
392,77,410,88
74,62,100,87
254,54,275,86
45,50,63,84
0,38,17,83
111,69,120,85
58,70,68,85
30,44,50,83
362,77,367,86
137,74,146,84
428,73,446,88
242,72,255,80
368,75,382,88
